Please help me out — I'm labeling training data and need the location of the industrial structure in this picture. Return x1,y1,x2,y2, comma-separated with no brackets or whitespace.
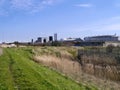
84,35,119,42
54,33,57,41
1,34,120,47
49,36,53,42
74,35,120,47
35,37,50,43
35,34,57,44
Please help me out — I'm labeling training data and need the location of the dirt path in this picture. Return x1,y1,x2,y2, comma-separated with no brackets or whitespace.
0,48,3,55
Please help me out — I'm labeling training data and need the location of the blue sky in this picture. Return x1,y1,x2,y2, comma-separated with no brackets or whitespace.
0,0,120,42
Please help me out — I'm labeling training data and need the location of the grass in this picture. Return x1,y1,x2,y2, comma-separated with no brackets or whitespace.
0,48,97,90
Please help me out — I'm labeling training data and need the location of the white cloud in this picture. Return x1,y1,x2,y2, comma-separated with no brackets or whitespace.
0,0,61,15
42,0,57,5
74,3,92,8
10,0,59,9
11,0,34,10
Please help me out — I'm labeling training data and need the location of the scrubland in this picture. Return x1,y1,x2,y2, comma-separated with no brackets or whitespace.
33,46,120,90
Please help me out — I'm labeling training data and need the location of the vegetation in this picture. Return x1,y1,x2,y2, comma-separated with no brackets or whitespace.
51,41,62,46
34,46,120,90
0,48,97,90
106,45,114,53
78,46,120,82
1,46,119,90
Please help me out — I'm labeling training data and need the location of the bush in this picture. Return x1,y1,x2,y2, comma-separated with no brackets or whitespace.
51,41,62,46
115,55,120,64
106,45,114,53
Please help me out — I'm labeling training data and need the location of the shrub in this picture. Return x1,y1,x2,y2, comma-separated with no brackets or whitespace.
106,45,114,53
51,41,62,46
115,55,120,64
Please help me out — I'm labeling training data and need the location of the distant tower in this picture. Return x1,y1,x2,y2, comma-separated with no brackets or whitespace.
54,33,57,41
31,39,34,44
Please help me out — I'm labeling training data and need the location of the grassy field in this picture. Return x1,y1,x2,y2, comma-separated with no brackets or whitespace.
0,47,97,90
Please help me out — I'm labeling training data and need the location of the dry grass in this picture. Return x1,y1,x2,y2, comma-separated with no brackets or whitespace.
81,54,120,81
34,55,81,79
33,47,120,90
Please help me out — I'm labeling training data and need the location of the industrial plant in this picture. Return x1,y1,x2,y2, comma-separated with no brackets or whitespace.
35,33,57,44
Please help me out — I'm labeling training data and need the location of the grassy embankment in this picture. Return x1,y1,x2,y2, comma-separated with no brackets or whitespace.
0,48,97,90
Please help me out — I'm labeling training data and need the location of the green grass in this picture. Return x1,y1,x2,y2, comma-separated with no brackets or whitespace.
0,48,98,90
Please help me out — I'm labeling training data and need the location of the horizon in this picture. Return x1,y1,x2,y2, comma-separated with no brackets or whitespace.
0,0,120,43
1,33,120,43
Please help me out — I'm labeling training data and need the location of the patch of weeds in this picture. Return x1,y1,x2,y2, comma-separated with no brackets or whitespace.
55,51,61,58
67,50,77,59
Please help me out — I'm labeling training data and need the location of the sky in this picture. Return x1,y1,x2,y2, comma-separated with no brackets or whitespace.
0,0,120,42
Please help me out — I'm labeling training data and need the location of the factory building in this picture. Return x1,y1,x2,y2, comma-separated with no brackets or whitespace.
35,34,55,44
49,36,53,42
84,35,119,42
35,37,49,43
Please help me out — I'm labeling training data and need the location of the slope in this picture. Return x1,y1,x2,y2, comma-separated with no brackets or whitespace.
0,48,97,90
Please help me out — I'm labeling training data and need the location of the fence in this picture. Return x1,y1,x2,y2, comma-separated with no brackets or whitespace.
77,47,120,81
78,47,120,65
